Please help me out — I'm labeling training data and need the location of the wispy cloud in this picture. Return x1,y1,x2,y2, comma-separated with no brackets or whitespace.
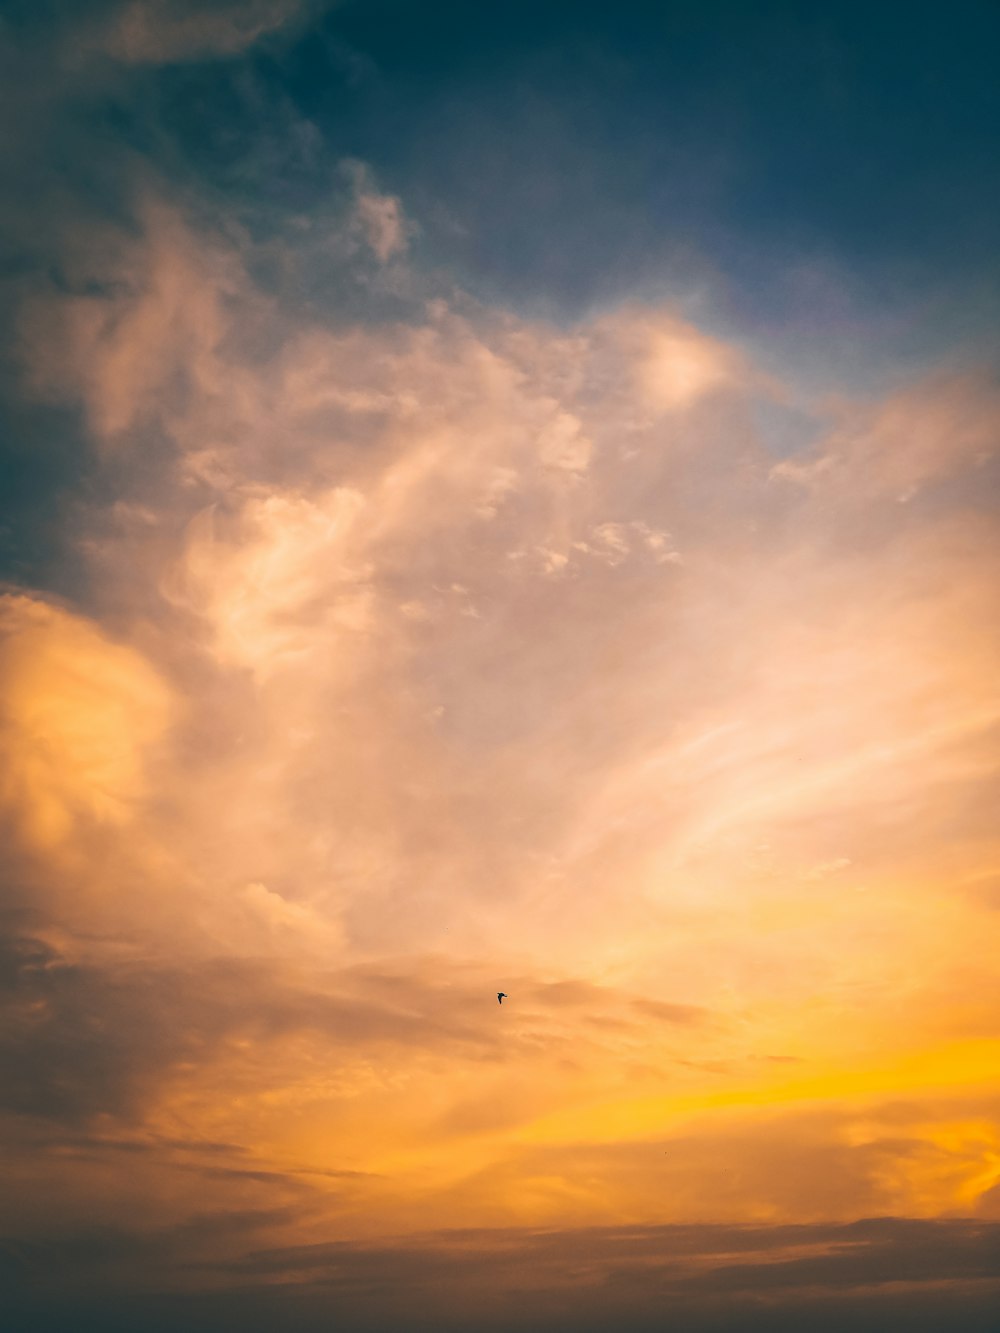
2,7,999,1328
101,0,325,64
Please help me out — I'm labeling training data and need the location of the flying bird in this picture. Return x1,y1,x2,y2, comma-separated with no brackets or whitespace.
497,992,507,1004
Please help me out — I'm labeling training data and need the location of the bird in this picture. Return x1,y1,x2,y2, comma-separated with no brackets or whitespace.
497,992,507,1004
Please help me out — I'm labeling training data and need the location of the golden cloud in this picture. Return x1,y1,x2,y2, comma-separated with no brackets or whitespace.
4,185,999,1306
0,594,174,850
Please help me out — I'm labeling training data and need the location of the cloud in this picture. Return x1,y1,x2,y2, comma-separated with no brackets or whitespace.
0,594,174,850
770,374,1000,503
343,162,412,264
635,317,748,413
167,489,373,677
218,1216,1000,1292
7,1215,997,1333
3,88,1000,1333
19,198,243,444
102,0,322,64
11,179,1000,1006
0,5,998,1330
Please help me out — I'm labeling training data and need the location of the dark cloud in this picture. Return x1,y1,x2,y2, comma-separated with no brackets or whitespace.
236,1216,1000,1292
0,924,522,1124
3,920,713,1128
5,1217,999,1333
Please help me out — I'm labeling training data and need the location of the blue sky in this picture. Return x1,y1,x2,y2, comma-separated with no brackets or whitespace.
8,1,1000,326
4,0,997,591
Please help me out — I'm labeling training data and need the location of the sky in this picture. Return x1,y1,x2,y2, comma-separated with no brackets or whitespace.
1,2,999,1329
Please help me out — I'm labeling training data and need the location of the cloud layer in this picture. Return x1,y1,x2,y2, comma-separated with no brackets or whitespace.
2,5,999,1329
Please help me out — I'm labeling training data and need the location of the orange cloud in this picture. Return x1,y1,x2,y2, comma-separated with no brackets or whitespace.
4,185,999,1320
0,594,174,850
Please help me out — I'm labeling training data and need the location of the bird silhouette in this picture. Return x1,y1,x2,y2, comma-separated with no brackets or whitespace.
497,992,507,1004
